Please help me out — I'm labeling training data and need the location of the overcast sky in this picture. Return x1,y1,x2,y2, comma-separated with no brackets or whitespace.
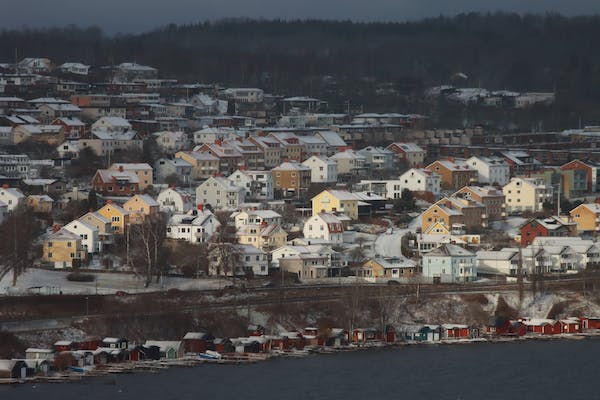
3,0,600,34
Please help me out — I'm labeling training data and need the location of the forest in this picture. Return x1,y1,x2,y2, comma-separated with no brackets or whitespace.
2,13,600,126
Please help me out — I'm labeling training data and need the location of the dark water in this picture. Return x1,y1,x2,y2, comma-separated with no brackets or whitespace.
2,339,598,400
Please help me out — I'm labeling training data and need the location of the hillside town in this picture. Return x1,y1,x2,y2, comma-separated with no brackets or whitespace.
3,56,600,382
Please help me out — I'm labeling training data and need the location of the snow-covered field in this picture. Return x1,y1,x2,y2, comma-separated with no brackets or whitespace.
374,228,410,259
0,268,225,295
490,216,527,238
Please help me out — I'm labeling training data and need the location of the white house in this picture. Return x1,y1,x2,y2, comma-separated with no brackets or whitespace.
330,149,367,175
302,156,338,183
58,62,90,75
153,131,190,151
303,213,344,245
228,169,274,201
422,244,477,283
503,177,553,214
476,248,520,276
91,116,132,133
233,209,282,230
465,156,510,186
166,207,221,244
196,176,245,210
0,186,25,212
399,168,441,196
270,244,342,270
156,187,194,213
62,220,101,254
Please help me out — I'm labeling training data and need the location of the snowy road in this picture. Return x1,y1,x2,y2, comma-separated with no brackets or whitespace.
374,229,410,259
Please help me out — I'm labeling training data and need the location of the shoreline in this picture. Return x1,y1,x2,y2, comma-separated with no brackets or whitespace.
2,331,600,386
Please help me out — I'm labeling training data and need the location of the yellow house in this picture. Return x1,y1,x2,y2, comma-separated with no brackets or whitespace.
360,258,418,278
311,190,359,220
26,195,54,213
421,202,464,233
569,203,600,232
236,224,287,250
109,163,154,190
97,201,130,234
123,194,160,224
43,228,86,268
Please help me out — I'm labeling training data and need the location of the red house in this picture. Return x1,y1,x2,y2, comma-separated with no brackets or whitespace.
443,325,472,339
53,340,75,352
52,117,86,139
352,328,383,343
73,337,102,351
182,332,215,353
523,319,555,335
485,318,527,337
92,167,140,196
557,319,581,334
213,338,235,353
247,324,265,337
580,317,600,330
520,217,576,246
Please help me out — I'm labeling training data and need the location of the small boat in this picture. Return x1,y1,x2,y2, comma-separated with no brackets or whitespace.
68,366,86,373
198,350,222,360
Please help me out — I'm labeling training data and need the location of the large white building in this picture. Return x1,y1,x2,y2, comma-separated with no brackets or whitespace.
156,187,194,213
302,156,338,183
503,177,553,214
422,244,477,283
166,207,221,244
228,169,274,201
399,168,441,196
62,220,101,254
303,213,344,245
196,176,245,210
465,156,510,186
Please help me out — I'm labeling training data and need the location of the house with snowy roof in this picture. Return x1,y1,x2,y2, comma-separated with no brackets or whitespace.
156,187,194,213
166,206,221,244
329,149,367,175
422,244,477,283
302,155,338,183
311,189,360,220
42,228,87,268
386,142,426,167
92,168,140,196
196,176,245,210
228,169,274,201
303,213,344,245
569,203,600,232
123,194,160,224
62,219,101,254
427,159,478,190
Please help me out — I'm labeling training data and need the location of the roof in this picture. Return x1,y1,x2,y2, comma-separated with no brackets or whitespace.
273,161,311,171
183,332,212,340
330,149,366,160
95,169,139,184
388,142,424,153
323,190,360,201
476,249,519,261
110,163,152,171
315,131,347,147
425,244,475,257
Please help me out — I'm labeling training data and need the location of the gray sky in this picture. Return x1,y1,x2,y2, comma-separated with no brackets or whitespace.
3,0,600,34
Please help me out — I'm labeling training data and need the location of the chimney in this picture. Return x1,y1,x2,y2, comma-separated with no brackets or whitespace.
106,199,112,204
261,220,268,227
197,204,204,212
253,206,258,211
52,224,61,233
118,165,124,172
1,184,8,189
214,139,222,146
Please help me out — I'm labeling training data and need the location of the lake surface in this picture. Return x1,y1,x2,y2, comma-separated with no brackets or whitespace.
2,338,598,400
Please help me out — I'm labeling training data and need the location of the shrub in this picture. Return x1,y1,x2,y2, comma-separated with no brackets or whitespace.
66,272,95,282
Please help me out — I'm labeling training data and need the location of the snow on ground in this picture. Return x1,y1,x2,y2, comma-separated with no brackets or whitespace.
0,268,225,295
490,216,527,238
374,228,411,260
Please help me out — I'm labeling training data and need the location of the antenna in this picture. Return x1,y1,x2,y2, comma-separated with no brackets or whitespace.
14,47,18,75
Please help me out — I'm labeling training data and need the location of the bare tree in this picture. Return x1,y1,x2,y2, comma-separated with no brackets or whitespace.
0,206,39,286
129,213,168,287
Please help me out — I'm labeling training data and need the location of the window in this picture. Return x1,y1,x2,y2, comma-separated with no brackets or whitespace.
48,252,53,258
48,242,53,247
67,241,72,247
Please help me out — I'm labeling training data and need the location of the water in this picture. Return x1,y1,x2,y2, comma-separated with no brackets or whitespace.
2,339,598,400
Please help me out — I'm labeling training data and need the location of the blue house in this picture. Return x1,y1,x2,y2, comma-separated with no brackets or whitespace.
422,244,476,283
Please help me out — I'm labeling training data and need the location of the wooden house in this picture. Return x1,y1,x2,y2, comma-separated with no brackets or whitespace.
0,360,27,379
213,338,235,353
182,332,215,353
